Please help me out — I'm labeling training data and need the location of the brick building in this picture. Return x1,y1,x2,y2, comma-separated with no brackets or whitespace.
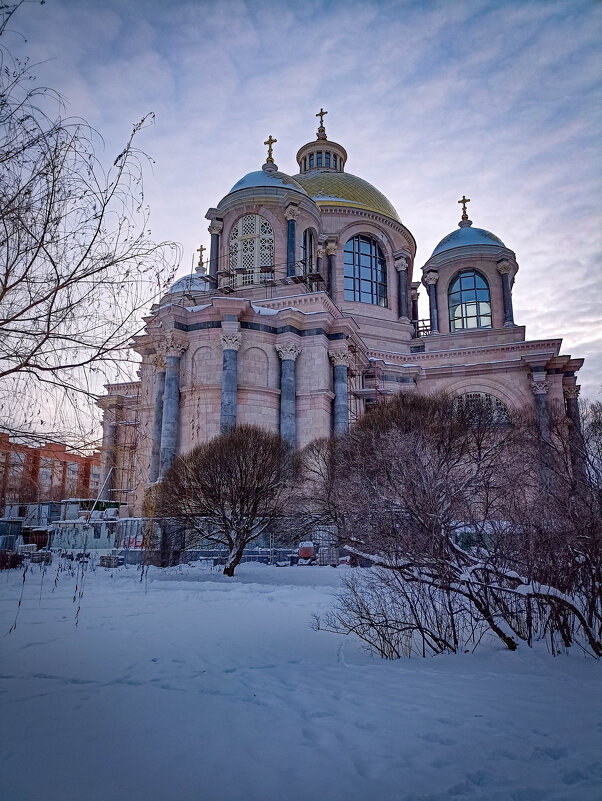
0,434,101,507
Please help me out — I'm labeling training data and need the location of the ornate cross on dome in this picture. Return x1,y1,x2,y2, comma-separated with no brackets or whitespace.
316,107,328,128
264,135,277,164
458,194,471,220
196,244,205,269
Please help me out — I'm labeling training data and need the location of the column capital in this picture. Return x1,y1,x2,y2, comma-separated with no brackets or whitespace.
497,259,512,275
329,350,349,367
530,373,548,396
563,384,580,399
208,219,223,235
221,332,242,352
423,271,438,286
276,343,301,362
326,242,337,256
284,204,300,221
159,333,189,358
151,354,166,370
316,247,326,259
395,256,409,272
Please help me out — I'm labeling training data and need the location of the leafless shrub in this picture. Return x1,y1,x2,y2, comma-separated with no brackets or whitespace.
309,392,602,657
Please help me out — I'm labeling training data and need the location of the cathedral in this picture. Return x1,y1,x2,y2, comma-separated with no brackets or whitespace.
98,112,584,515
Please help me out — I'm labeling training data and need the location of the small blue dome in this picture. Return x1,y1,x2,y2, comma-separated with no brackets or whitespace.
228,169,309,196
431,221,505,257
168,274,211,294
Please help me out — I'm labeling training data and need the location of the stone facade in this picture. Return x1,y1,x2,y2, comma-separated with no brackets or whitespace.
98,122,584,515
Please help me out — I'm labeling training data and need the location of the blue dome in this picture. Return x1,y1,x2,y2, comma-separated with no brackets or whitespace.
168,274,211,294
431,222,505,257
227,169,309,196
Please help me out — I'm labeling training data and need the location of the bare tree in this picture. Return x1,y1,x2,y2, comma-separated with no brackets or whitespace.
0,5,179,447
157,426,299,576
311,392,602,657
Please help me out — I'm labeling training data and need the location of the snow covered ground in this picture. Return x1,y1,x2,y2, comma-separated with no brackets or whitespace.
1,560,601,801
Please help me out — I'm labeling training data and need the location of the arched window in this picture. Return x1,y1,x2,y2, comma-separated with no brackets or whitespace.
300,229,314,274
455,392,511,426
448,270,491,331
228,214,274,285
343,235,387,306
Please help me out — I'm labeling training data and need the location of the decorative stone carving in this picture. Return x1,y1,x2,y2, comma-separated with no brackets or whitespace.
159,334,188,358
326,242,337,256
395,256,409,272
329,350,349,367
497,260,512,275
276,344,301,362
208,219,223,235
530,374,548,395
284,205,300,222
424,272,438,285
220,332,242,352
563,384,580,399
316,247,326,259
151,354,166,370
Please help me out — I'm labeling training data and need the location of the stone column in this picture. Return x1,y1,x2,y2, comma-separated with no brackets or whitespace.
208,219,223,287
316,246,325,281
330,350,349,435
530,369,550,440
159,340,188,478
395,256,410,320
326,242,337,298
424,272,439,334
564,382,586,482
149,355,166,483
276,343,301,448
285,205,299,278
220,332,242,434
411,285,420,335
497,259,515,326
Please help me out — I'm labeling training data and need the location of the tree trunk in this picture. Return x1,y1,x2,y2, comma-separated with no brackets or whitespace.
223,542,245,576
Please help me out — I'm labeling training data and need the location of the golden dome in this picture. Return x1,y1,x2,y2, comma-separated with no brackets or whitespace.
293,171,400,223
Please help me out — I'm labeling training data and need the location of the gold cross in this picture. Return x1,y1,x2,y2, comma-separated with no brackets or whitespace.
264,135,277,163
316,107,328,128
458,194,471,220
196,244,205,267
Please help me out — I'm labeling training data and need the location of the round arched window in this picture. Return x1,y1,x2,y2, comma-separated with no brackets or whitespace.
343,235,387,306
228,214,274,285
448,270,491,331
455,392,511,426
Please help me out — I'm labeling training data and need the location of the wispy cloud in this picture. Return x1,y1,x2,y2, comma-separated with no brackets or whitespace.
9,0,601,397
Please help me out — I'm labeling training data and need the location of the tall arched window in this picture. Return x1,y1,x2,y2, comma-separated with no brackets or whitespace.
455,392,511,426
300,229,314,274
448,270,491,331
343,235,387,306
228,214,274,285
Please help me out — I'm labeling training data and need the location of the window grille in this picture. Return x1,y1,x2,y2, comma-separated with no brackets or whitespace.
455,392,511,425
228,215,275,285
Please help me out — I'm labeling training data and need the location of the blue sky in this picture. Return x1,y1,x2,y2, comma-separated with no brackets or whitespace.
8,0,602,397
